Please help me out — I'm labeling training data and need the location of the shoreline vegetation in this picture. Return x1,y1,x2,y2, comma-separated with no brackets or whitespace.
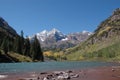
1,65,120,80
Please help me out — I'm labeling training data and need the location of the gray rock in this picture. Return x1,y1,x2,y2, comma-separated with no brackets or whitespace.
57,72,70,80
43,77,49,80
71,74,79,78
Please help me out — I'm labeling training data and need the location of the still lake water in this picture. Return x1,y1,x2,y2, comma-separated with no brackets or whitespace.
0,61,118,74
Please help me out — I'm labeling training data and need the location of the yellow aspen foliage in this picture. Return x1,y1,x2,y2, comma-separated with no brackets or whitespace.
43,51,53,57
79,55,84,60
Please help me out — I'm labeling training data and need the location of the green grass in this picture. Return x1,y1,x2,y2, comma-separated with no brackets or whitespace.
64,10,120,62
65,36,120,62
90,42,120,61
0,50,33,62
8,52,32,62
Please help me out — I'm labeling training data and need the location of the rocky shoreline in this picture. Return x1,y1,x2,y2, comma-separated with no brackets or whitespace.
1,66,120,80
20,70,79,80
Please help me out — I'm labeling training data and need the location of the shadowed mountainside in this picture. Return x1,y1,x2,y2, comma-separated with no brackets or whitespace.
0,17,44,63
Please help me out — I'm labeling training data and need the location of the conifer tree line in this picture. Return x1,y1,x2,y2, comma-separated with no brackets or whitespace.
0,30,44,62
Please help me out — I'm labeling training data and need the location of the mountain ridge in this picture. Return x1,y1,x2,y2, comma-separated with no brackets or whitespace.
65,8,120,61
0,17,18,37
29,28,93,50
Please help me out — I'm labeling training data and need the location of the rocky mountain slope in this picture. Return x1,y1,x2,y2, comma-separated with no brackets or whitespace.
65,8,120,61
0,17,17,37
30,28,92,50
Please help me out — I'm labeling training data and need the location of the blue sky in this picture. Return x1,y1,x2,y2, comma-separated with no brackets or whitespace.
0,0,120,36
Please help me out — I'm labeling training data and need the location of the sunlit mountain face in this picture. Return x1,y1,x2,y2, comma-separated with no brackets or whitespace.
29,28,92,50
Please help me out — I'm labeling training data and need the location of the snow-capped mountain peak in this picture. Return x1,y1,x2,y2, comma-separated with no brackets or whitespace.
41,30,48,34
29,29,93,50
48,28,61,35
82,30,93,35
31,28,65,42
51,28,60,33
82,30,89,34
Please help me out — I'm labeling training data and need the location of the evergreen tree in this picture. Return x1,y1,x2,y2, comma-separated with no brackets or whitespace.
1,36,9,54
30,35,44,61
30,41,34,59
14,36,22,54
8,37,14,52
20,30,24,54
13,30,25,54
23,38,30,56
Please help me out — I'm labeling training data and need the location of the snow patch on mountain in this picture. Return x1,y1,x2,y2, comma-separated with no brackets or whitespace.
61,38,68,41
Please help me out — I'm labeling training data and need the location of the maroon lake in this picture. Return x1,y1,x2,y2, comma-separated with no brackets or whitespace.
0,61,118,74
